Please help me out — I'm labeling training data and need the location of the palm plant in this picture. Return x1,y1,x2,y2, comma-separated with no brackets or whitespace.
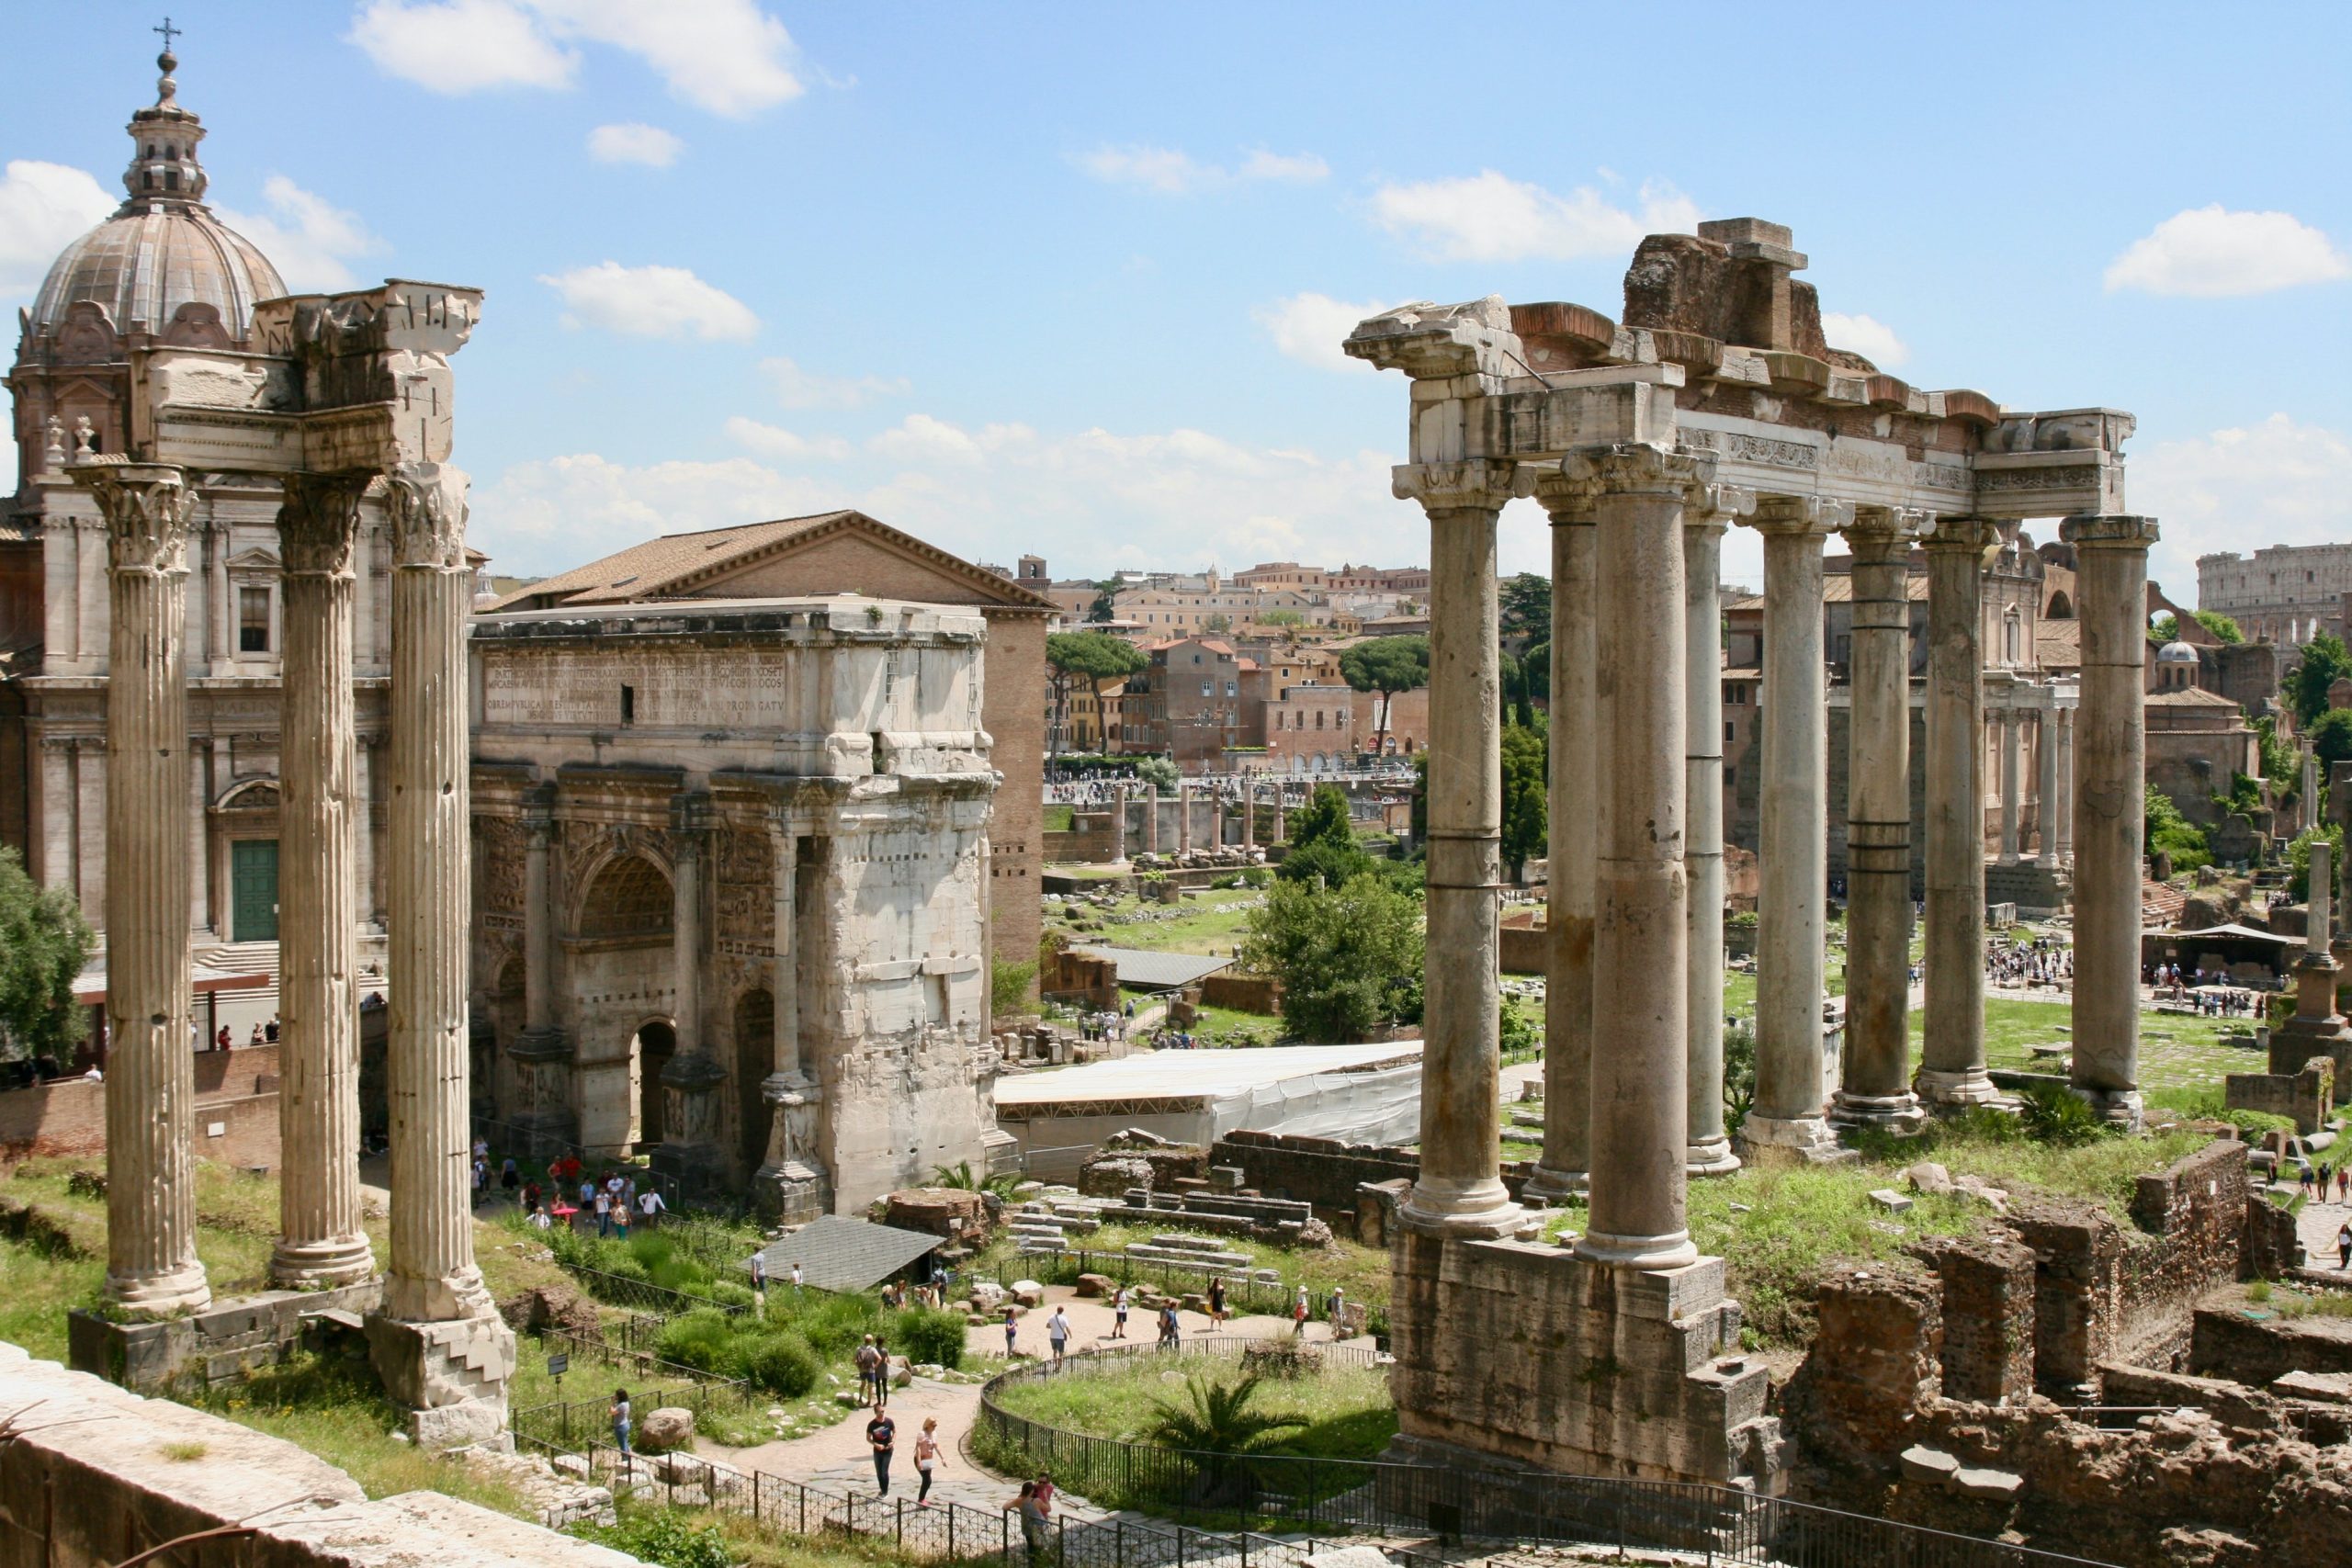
1145,1373,1307,1457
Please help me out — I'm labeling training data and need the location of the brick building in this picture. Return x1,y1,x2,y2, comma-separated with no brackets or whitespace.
1120,637,1247,772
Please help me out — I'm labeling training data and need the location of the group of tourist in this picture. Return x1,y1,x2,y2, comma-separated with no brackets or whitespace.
1986,936,2073,992
2143,962,2266,1014
1076,1010,1129,1043
501,1149,669,1235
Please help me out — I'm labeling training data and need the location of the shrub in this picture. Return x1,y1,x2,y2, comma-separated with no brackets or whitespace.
893,1305,967,1370
2016,1080,2113,1147
573,1510,733,1568
741,1331,820,1397
654,1309,737,1373
783,1291,882,1357
705,1281,756,1310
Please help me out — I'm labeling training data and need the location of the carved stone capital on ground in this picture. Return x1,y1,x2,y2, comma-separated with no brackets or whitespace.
277,472,371,578
1566,442,1704,499
2059,513,2161,553
384,461,469,569
71,460,192,576
1746,491,1851,536
1392,458,1521,514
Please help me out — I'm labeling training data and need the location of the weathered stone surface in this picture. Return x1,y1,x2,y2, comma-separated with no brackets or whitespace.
497,1280,600,1338
639,1406,696,1452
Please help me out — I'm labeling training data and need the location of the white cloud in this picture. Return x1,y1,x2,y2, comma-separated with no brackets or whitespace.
1253,292,1397,373
2133,413,2352,590
1076,144,1330,196
1371,170,1699,262
760,355,909,409
348,0,577,94
469,414,1411,580
2104,205,2350,298
539,262,759,340
723,416,850,460
0,160,115,299
351,0,803,117
1818,311,1909,368
214,176,381,292
588,122,684,167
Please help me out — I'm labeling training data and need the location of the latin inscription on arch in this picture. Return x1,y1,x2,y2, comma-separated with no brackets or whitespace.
483,647,803,730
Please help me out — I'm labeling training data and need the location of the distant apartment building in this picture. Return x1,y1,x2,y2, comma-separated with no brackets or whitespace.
1114,581,1328,636
2197,542,2352,644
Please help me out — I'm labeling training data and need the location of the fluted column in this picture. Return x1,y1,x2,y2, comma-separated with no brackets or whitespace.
1396,460,1519,1236
1831,510,1926,1134
1742,495,1843,1156
1685,479,1754,1174
271,473,375,1288
1919,519,2000,1106
1996,710,2022,863
658,792,728,1190
1525,471,1594,1199
1577,446,1700,1267
2036,708,2062,867
2055,705,2075,861
74,461,209,1317
2065,514,2159,1127
509,781,575,1152
380,462,496,1326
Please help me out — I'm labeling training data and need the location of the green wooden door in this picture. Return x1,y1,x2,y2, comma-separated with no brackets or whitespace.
232,840,279,943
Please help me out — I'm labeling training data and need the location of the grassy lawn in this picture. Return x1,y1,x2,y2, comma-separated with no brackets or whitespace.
1043,804,1076,833
990,1354,1395,1460
1049,886,1268,955
1908,997,2259,1089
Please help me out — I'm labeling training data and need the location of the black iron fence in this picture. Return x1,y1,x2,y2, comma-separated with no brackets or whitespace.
973,1340,2121,1568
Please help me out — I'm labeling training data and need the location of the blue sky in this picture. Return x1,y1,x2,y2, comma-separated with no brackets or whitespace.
4,2,2346,595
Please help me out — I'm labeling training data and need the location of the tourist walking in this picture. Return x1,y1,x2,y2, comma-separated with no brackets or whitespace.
638,1186,666,1227
1158,1302,1180,1348
593,1184,612,1236
2339,1223,2351,1269
1047,1305,1071,1364
857,1335,884,1404
792,1259,804,1294
1329,1285,1347,1337
1003,1304,1020,1359
1006,1481,1050,1568
1293,1285,1310,1331
610,1388,633,1460
752,1253,768,1311
1112,1283,1130,1338
1206,1276,1227,1326
2339,1167,2348,1204
914,1416,943,1505
866,1405,897,1495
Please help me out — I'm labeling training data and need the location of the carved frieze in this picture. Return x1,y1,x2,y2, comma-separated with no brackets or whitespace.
717,828,775,944
478,815,526,915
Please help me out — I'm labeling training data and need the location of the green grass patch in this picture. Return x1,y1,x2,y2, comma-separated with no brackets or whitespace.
991,1357,1396,1461
1043,805,1076,833
1050,888,1265,954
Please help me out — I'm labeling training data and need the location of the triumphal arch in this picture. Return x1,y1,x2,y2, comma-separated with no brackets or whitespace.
1348,219,2150,1489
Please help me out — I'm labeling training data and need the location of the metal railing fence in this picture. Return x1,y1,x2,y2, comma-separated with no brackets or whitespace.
972,1340,2121,1568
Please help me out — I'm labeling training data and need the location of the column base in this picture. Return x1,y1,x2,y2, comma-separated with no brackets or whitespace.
1917,1066,2004,1108
269,1234,377,1291
752,1163,832,1224
1573,1226,1700,1269
364,1309,515,1450
1736,1113,1849,1165
1397,1177,1532,1240
1827,1090,1927,1136
2074,1086,2143,1131
1685,1137,1742,1178
106,1260,211,1320
1518,1165,1588,1201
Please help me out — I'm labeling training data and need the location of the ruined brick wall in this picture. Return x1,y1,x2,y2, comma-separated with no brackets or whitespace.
1041,810,1119,863
2189,1304,2352,1383
2005,1200,2122,1394
1210,1128,1419,1221
2117,1139,2255,1367
1498,912,1547,975
1931,1235,2036,1404
0,1044,283,1166
1198,973,1280,1012
1780,1263,1941,1472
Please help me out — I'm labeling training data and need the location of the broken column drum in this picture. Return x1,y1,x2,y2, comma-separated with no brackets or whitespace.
2064,514,2159,1127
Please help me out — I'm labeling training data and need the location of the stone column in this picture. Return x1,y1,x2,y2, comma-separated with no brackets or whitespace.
2306,748,2321,835
1396,460,1520,1236
1577,446,1699,1267
1178,784,1193,853
509,781,575,1152
1241,781,1255,856
73,461,209,1317
368,462,514,1446
1146,785,1160,855
1996,709,2022,863
1919,519,2001,1107
1524,472,1594,1199
755,818,823,1222
2064,515,2159,1127
1685,480,1753,1173
2036,707,2062,867
270,473,375,1289
657,792,728,1191
1111,784,1130,863
2055,704,2075,862
1742,495,1843,1156
1830,510,1925,1134
1272,787,1285,843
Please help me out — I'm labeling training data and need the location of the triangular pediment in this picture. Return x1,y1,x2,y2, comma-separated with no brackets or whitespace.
682,512,1055,612
226,547,283,571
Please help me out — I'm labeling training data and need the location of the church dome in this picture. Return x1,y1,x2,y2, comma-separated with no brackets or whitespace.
25,42,283,348
2156,640,2200,665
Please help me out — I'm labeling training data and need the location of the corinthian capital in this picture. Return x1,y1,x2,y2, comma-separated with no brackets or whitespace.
384,461,470,570
1391,459,1520,514
1845,505,1933,545
1525,462,1599,524
2059,513,2160,552
1566,443,1704,498
1684,476,1757,532
72,459,192,576
1747,493,1851,536
1920,515,2002,558
277,473,371,578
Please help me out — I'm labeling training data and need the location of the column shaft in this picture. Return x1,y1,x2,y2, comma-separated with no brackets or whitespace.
1113,785,1130,863
1579,450,1695,1267
2065,515,2159,1125
79,464,209,1316
657,797,729,1188
2055,707,2075,860
2036,708,2062,866
1920,523,1997,1105
272,475,375,1288
523,810,554,1033
1997,710,2022,863
1397,465,1515,1235
383,464,496,1325
1685,493,1745,1173
1528,484,1593,1196
1146,787,1159,854
1746,503,1838,1152
1832,518,1923,1131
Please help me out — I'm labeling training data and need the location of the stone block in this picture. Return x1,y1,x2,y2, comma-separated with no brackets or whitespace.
1870,1189,1914,1213
1951,1465,2024,1501
1901,1444,1962,1483
639,1407,695,1452
365,1310,514,1449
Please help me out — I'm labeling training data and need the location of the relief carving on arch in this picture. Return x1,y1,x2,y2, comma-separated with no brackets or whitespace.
716,828,773,945
477,815,526,915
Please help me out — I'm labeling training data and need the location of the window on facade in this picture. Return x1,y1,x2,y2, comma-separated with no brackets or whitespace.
1200,680,1212,696
238,587,270,652
1726,720,1736,745
620,684,636,725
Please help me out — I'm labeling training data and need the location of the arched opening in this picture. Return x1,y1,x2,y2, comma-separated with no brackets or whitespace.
579,853,673,940
734,989,775,1173
636,1020,676,1145
2046,590,2073,619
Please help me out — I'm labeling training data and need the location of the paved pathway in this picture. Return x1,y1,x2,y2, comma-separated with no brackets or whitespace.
703,1284,1368,1515
2296,1181,2352,1272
